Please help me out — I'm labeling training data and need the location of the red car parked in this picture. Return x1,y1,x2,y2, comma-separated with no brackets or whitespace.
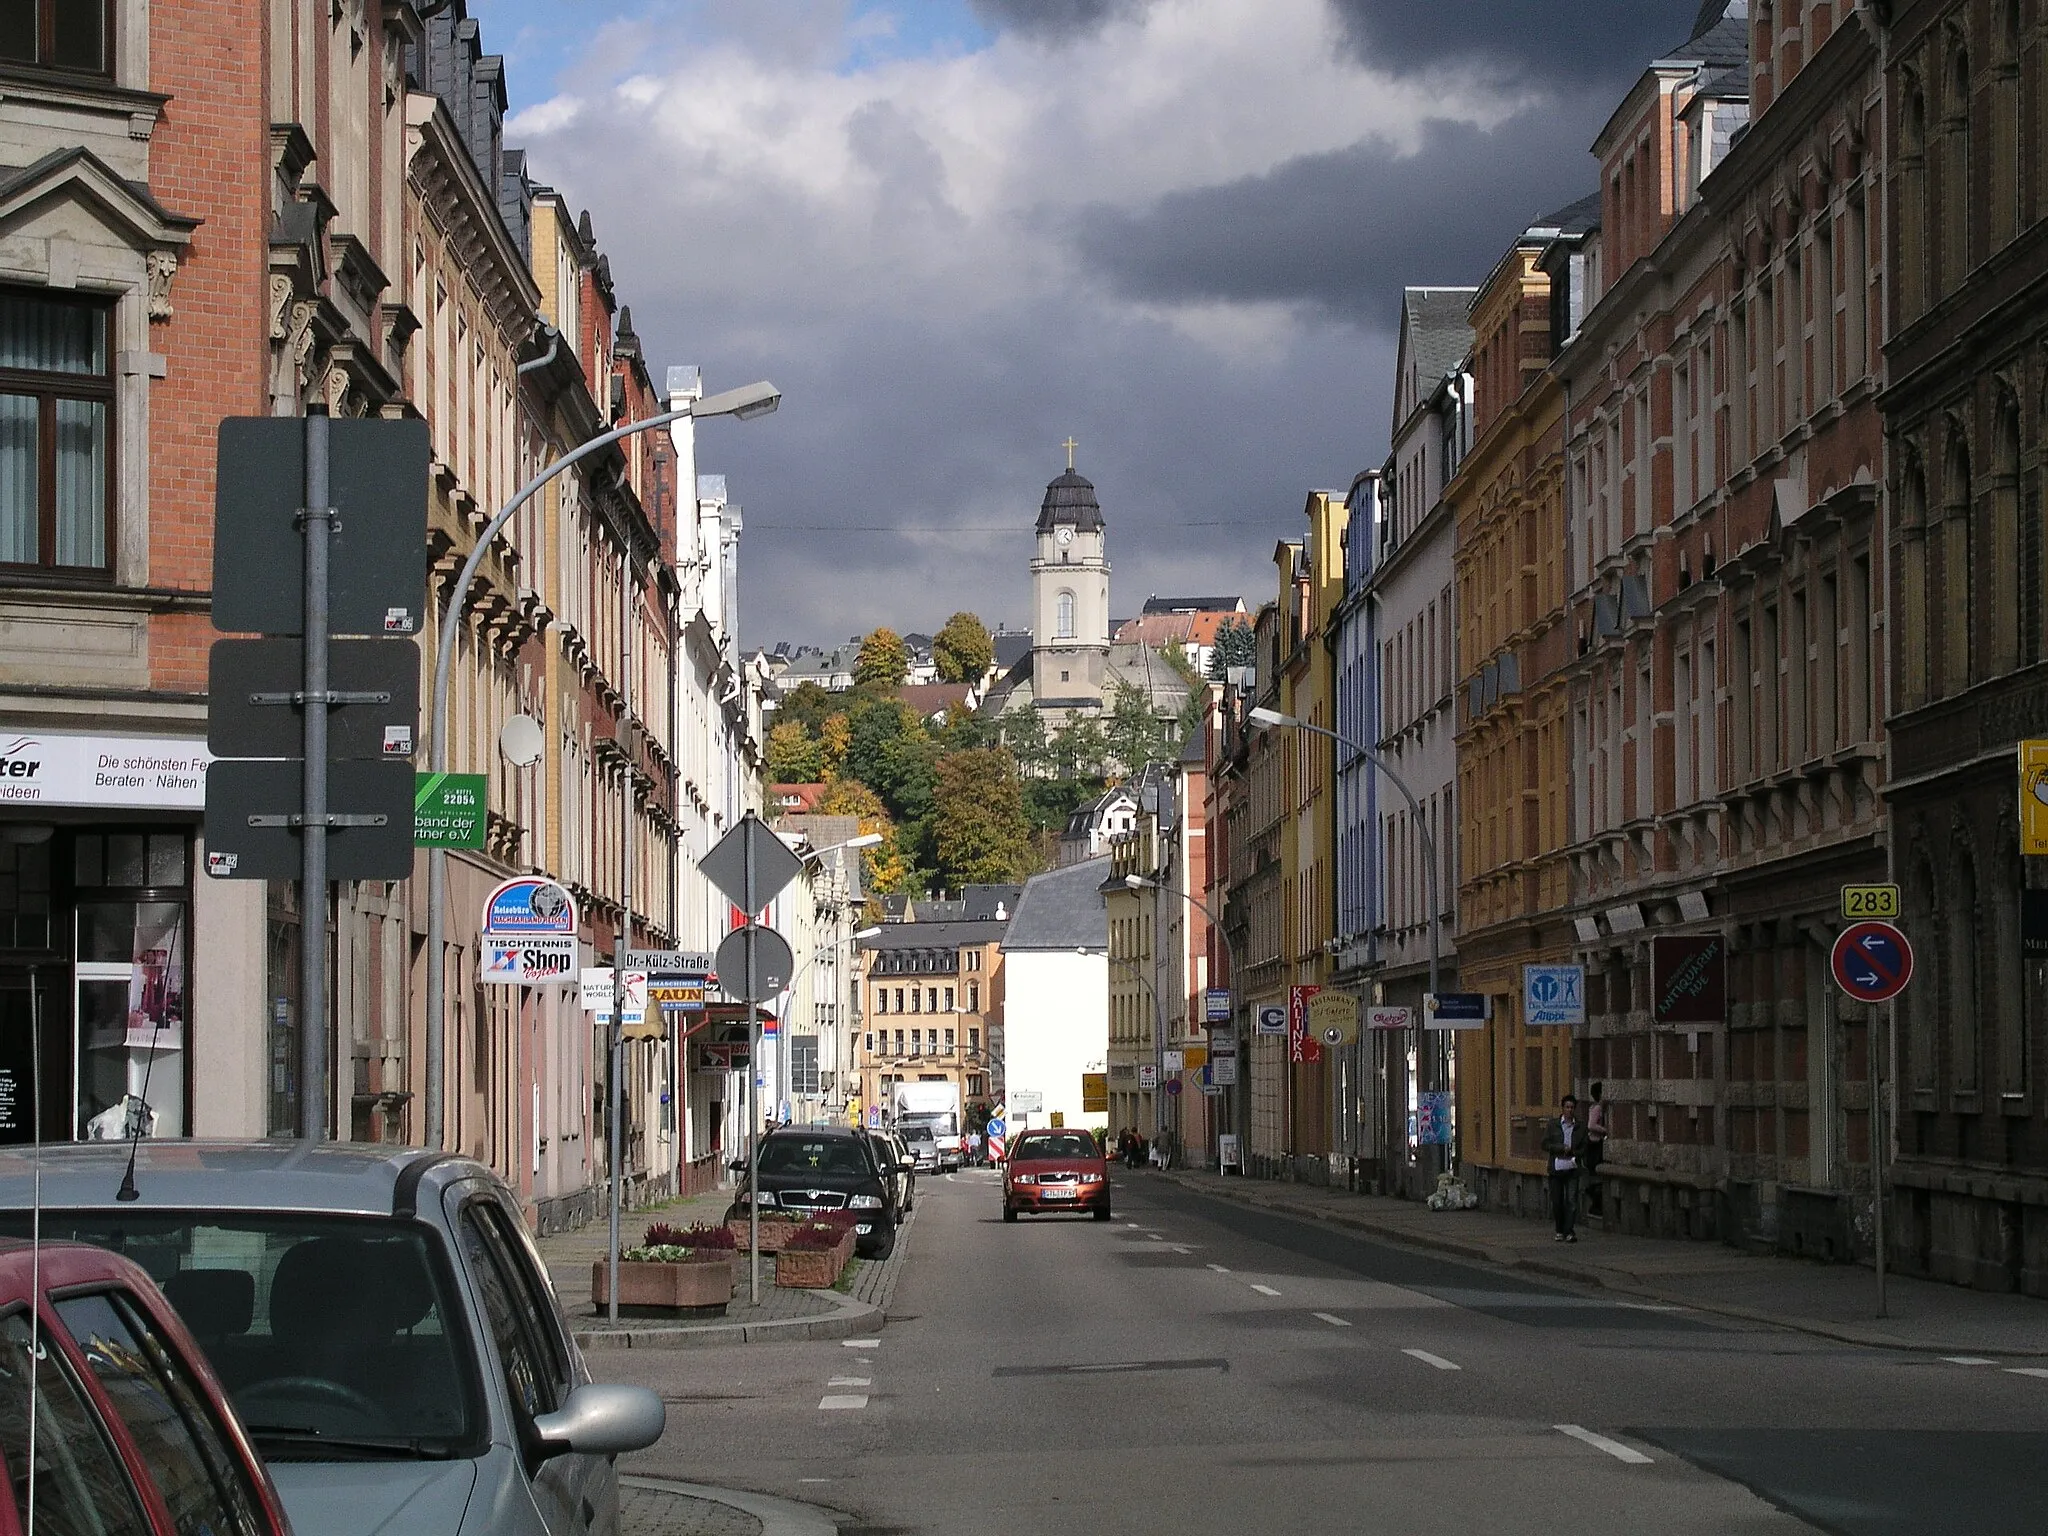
0,1236,293,1535
1002,1130,1112,1221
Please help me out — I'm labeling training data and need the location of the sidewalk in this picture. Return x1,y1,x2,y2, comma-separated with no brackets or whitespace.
1156,1167,2048,1356
536,1187,912,1351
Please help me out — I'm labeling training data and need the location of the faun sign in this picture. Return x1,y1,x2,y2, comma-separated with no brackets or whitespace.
1651,933,1727,1023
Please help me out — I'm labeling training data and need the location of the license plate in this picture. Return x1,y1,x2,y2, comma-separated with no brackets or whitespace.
1042,1187,1076,1200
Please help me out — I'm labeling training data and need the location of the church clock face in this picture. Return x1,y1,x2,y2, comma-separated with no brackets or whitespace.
1055,525,1075,546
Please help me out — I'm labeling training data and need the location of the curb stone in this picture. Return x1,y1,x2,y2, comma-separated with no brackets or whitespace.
622,1475,837,1536
1161,1172,2048,1358
575,1283,881,1351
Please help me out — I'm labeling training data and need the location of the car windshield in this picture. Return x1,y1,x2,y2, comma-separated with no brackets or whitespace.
0,1211,481,1459
1013,1134,1098,1162
758,1138,869,1177
902,1127,935,1144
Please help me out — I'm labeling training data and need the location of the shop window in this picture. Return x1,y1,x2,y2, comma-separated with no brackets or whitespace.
0,0,111,75
0,290,113,572
0,832,52,951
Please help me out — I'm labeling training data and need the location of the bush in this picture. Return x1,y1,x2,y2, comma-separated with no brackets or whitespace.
783,1215,858,1252
620,1244,692,1262
680,1222,738,1250
642,1222,684,1248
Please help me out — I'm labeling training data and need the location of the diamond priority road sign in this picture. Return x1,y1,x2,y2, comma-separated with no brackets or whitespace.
1832,920,1914,1004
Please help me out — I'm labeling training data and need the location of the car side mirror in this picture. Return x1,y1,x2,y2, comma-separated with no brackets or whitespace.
896,1159,916,1173
533,1384,665,1460
728,1159,749,1173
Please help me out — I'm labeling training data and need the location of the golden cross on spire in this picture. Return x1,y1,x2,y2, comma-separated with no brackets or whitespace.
1063,436,1079,471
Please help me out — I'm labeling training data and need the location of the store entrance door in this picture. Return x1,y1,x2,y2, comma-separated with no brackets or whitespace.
0,968,61,1145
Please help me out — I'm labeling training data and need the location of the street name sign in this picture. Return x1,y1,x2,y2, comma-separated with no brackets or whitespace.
625,949,715,975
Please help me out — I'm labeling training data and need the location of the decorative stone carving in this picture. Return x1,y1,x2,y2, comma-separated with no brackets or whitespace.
269,274,294,340
146,251,177,321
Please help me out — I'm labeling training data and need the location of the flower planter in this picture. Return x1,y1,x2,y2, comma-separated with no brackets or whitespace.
729,1218,802,1254
773,1233,856,1289
592,1255,736,1316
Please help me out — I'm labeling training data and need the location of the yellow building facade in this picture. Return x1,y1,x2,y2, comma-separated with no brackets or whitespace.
1449,223,1579,1207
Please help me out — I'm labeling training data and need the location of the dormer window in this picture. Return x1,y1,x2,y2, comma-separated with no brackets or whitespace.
0,1,110,75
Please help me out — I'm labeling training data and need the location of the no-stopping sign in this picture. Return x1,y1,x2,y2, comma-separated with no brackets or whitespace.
1832,921,1913,1003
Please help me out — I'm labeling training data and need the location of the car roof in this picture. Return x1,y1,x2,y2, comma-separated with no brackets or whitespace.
767,1125,861,1139
0,1141,491,1218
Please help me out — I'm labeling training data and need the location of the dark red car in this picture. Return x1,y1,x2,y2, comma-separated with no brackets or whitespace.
1002,1130,1111,1221
0,1236,293,1535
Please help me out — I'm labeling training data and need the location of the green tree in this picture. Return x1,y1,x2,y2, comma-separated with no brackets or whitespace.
764,720,824,783
1106,683,1172,775
775,679,839,736
1207,618,1256,681
931,748,1037,886
999,706,1052,777
931,611,994,684
853,627,909,690
1051,715,1110,779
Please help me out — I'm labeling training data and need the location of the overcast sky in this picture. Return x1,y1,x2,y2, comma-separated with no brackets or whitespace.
471,0,1704,648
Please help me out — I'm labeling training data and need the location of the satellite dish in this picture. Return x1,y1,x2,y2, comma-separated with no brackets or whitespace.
499,715,544,768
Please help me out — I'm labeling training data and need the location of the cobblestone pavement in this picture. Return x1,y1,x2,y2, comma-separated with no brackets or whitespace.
620,1483,764,1536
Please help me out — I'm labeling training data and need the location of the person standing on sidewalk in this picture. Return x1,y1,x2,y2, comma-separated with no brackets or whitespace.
1541,1094,1584,1243
1583,1082,1609,1217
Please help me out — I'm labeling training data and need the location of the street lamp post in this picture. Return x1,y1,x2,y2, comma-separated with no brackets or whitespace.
421,380,779,1151
1245,707,1445,1190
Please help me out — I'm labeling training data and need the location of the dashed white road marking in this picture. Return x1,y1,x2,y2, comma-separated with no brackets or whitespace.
1616,1302,1688,1313
1555,1424,1652,1464
1943,1356,1997,1366
1170,1245,1192,1254
1312,1312,1352,1328
828,1376,871,1387
2005,1367,2048,1379
1206,1263,1232,1273
1148,1233,1163,1242
818,1394,869,1411
1250,1284,1282,1297
1402,1348,1460,1371
843,1338,882,1349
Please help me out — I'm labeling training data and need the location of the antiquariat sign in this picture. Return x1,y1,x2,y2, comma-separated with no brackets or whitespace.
0,732,210,810
1652,933,1727,1023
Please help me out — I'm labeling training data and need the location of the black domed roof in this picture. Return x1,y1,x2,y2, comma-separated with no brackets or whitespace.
1036,469,1104,535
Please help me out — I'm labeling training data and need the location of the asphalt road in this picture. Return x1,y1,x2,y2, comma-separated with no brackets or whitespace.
607,1169,2048,1535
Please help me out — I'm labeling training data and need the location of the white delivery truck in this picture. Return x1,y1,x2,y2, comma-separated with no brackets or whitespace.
891,1081,963,1169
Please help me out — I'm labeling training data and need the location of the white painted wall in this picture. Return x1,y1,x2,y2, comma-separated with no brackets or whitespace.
1000,949,1108,1132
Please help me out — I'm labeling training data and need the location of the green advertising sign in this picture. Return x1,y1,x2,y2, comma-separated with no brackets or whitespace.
414,772,488,848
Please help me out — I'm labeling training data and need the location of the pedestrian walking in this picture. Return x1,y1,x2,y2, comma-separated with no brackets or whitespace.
1541,1094,1585,1243
1583,1082,1608,1217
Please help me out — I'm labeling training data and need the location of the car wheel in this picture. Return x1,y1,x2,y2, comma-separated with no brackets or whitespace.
1002,1205,1019,1223
859,1225,896,1260
1093,1204,1112,1221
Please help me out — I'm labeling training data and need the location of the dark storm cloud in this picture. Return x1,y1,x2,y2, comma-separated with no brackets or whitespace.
1070,108,1605,321
1328,0,1709,89
967,0,1155,41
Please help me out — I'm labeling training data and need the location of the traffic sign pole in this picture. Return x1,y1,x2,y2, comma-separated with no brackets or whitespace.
745,822,760,1305
300,407,331,1143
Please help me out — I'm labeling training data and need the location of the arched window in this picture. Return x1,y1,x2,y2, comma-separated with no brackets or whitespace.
1899,451,1931,708
1941,38,1972,291
1992,0,2022,248
1941,427,1973,693
1900,72,1931,319
1993,388,2025,670
1055,589,1076,639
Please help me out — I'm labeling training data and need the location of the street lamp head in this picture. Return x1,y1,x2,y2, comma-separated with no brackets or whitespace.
1123,874,1158,890
1247,706,1297,729
844,833,883,849
855,926,884,939
694,380,781,421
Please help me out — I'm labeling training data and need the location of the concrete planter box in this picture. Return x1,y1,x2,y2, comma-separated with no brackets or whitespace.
591,1256,736,1315
773,1234,855,1289
729,1219,802,1253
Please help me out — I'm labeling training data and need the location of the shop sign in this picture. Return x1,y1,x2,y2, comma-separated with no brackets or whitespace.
413,772,487,848
481,935,577,986
1210,1055,1238,1086
1287,985,1322,1063
2022,740,2048,855
1137,1064,1159,1090
0,732,210,810
1523,963,1586,1026
482,876,576,936
1162,1049,1184,1073
1651,933,1727,1023
1307,990,1361,1046
1367,1006,1413,1031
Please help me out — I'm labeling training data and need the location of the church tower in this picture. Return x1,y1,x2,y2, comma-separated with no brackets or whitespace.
1030,457,1111,713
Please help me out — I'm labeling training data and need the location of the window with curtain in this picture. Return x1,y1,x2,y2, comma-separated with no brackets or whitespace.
0,0,110,73
0,290,112,572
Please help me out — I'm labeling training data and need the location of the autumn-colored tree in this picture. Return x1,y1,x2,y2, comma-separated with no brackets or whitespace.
764,720,824,783
819,712,852,775
816,776,915,894
853,627,909,689
931,748,1037,886
931,611,993,684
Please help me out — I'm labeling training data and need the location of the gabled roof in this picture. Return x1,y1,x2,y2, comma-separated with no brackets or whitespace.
1140,596,1244,615
1680,1,1750,69
1003,856,1111,952
1399,287,1477,406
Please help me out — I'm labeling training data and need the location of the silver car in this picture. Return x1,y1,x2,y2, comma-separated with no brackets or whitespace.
0,1141,664,1536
